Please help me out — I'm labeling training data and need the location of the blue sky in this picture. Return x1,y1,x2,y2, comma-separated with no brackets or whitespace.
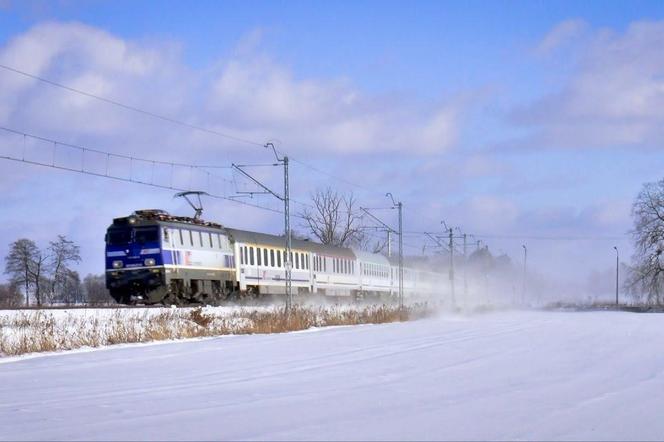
1,0,664,295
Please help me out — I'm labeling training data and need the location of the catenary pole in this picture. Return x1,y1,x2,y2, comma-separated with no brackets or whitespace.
233,143,292,313
463,233,468,308
387,230,392,258
284,155,292,311
614,246,619,305
449,228,455,305
398,201,403,310
522,244,527,305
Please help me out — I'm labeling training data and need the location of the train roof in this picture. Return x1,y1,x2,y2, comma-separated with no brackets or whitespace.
225,228,356,259
352,249,391,266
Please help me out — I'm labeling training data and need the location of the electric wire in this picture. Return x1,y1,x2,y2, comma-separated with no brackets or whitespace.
0,63,264,148
0,63,376,193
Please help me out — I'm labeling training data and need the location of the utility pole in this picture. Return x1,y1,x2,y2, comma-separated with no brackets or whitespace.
232,142,292,312
362,198,403,310
522,244,527,305
614,246,619,305
387,230,392,258
463,233,468,308
448,227,455,304
386,194,403,310
283,154,292,311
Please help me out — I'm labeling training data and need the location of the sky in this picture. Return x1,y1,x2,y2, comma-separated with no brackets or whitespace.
1,0,664,297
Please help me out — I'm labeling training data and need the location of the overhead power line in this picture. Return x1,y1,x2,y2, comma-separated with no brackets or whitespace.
0,63,264,148
403,230,628,241
0,62,376,194
0,126,286,216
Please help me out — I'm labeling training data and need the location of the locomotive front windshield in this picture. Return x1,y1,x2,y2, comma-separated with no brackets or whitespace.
107,229,131,245
134,227,159,244
106,227,159,245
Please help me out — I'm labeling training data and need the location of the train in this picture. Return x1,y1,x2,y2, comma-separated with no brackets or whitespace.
105,209,442,305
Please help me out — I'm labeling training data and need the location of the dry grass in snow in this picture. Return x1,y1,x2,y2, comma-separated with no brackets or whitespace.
0,304,432,357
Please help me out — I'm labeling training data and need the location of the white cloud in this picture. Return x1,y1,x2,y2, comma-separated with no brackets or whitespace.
514,19,664,150
535,19,587,55
0,21,461,157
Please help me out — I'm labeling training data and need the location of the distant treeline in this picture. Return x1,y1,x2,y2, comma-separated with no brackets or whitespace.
1,236,112,308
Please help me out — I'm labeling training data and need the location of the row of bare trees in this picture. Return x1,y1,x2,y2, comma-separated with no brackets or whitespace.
2,236,110,307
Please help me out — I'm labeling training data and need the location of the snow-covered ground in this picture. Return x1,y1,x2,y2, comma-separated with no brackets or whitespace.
1,310,663,441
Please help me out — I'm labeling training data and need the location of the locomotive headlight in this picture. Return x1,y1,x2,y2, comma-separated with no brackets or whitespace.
112,260,123,269
144,258,156,266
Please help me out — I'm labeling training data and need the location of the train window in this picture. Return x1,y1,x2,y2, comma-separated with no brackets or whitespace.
264,249,268,266
217,234,223,249
257,248,262,266
208,233,213,248
107,228,131,245
135,227,159,244
305,254,309,270
187,230,193,246
240,246,244,265
296,253,300,270
277,250,282,267
270,249,275,267
282,251,287,267
163,228,170,245
250,247,255,265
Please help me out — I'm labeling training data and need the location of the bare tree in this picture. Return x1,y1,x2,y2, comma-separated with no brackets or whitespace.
0,281,23,308
48,235,81,303
354,229,388,254
299,188,364,247
32,252,48,306
629,178,664,305
4,238,39,306
83,274,112,305
60,270,83,304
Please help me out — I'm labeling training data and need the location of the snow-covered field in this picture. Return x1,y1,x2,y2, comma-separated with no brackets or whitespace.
1,310,663,441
